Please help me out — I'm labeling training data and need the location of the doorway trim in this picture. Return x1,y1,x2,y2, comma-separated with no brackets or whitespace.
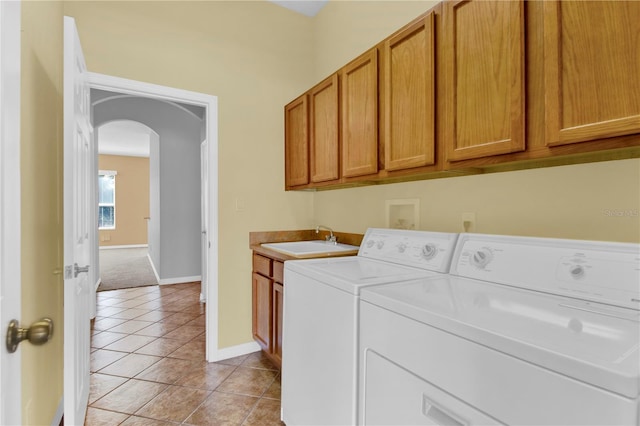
0,1,22,424
88,73,220,361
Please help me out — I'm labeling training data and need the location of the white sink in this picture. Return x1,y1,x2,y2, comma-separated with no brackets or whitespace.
261,240,359,257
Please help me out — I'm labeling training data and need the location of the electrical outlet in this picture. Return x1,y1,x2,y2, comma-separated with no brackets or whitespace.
462,212,476,232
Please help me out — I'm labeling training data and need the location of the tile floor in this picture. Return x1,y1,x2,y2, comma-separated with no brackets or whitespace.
87,282,283,425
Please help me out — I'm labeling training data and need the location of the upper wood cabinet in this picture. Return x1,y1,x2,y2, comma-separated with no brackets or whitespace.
444,0,525,162
310,74,340,183
284,95,309,189
341,48,379,178
383,12,436,171
543,1,640,146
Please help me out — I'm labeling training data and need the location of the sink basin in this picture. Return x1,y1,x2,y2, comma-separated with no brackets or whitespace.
261,240,359,258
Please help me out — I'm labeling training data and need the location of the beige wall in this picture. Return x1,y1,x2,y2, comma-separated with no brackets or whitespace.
98,155,150,247
312,1,640,244
63,1,317,348
21,1,64,424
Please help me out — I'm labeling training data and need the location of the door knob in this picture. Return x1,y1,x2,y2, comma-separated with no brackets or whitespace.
74,263,90,278
6,318,53,353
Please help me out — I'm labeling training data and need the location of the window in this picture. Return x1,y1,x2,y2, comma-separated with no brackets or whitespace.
98,170,116,229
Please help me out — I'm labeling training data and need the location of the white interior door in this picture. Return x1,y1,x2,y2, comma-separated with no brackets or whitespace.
200,139,208,303
63,15,92,426
0,2,22,424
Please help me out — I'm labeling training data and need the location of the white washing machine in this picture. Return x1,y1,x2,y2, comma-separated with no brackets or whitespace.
281,228,459,426
359,233,640,425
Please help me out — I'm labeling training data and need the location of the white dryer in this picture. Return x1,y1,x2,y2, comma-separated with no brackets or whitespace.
281,228,459,426
359,233,640,425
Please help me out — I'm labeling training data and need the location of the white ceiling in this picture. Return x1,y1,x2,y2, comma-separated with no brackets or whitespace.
268,0,328,17
98,120,153,158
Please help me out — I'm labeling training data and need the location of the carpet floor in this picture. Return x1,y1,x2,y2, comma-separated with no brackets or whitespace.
98,247,158,292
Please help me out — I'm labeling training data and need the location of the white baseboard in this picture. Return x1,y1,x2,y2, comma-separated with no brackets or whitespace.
209,341,261,362
51,398,63,426
147,253,160,283
159,275,201,285
146,253,200,285
99,244,148,250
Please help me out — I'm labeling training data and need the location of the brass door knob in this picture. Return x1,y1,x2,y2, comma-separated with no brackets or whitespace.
6,318,53,353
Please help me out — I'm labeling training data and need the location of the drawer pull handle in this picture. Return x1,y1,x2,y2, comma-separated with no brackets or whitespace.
422,394,466,426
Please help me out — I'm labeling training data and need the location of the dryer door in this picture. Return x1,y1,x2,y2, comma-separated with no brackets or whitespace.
363,350,499,425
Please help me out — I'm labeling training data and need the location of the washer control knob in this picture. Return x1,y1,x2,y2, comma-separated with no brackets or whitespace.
569,264,585,279
422,244,438,260
366,240,375,248
397,243,407,253
376,240,385,249
472,247,493,269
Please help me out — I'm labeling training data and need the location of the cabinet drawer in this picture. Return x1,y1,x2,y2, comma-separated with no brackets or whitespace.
253,254,272,277
273,261,284,283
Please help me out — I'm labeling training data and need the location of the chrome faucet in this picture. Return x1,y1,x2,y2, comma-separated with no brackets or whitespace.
316,225,337,244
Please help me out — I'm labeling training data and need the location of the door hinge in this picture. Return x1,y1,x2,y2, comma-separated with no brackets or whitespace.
64,265,73,280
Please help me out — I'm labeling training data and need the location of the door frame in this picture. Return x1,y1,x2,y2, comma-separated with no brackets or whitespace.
88,73,220,361
0,1,22,424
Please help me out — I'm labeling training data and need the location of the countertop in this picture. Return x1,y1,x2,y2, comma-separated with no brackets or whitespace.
249,229,364,261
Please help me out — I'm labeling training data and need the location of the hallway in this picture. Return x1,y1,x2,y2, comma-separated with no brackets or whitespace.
87,282,282,425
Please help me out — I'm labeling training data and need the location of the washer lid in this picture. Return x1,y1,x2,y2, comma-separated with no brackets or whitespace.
285,257,441,294
361,276,640,398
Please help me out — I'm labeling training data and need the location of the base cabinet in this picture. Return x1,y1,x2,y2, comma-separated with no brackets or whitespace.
251,253,283,368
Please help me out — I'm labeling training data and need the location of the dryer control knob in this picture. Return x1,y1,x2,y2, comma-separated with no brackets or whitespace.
472,247,493,269
376,241,385,249
569,264,585,279
422,244,438,260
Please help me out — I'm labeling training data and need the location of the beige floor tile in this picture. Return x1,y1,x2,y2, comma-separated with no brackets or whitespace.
135,337,184,357
262,375,281,400
92,317,127,331
135,357,202,384
88,373,128,404
167,339,205,360
161,312,199,326
84,407,129,426
103,334,157,352
184,314,206,327
216,366,278,397
90,349,127,372
120,416,175,425
90,331,128,349
99,353,161,377
111,298,151,309
134,310,175,322
174,362,236,390
91,379,167,414
108,320,154,334
135,385,210,423
162,325,204,342
91,284,281,424
134,321,180,338
110,308,151,320
214,354,249,367
242,351,278,371
243,398,283,426
132,300,165,310
184,391,258,425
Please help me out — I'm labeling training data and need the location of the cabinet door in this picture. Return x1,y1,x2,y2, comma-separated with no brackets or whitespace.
272,282,284,368
384,13,436,171
310,74,340,183
285,94,309,188
341,48,379,178
544,1,640,146
252,272,272,351
444,0,525,161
